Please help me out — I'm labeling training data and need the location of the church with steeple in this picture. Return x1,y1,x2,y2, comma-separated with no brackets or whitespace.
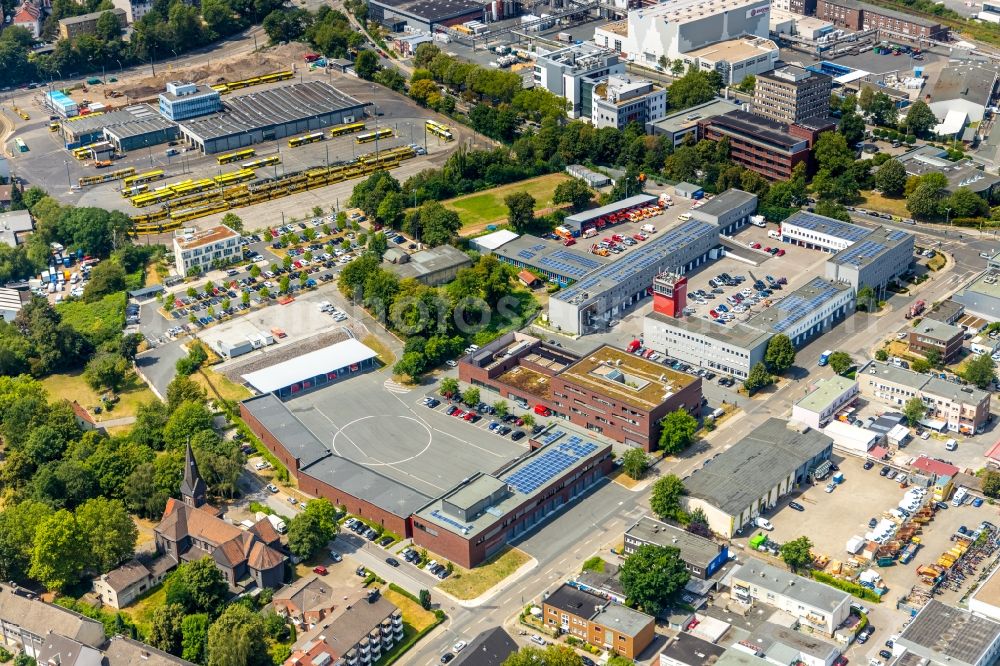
153,443,287,590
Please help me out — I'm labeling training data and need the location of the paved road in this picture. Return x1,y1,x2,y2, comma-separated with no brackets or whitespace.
332,533,441,590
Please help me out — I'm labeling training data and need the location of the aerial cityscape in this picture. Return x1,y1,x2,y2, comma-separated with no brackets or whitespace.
3,0,1000,663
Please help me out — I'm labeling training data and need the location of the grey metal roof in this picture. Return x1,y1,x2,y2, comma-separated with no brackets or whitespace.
733,558,850,612
675,182,703,195
828,226,913,268
898,600,1000,666
930,62,998,106
179,81,365,141
684,418,832,515
921,377,989,405
646,98,742,135
240,394,330,468
691,189,756,220
301,453,433,520
385,245,471,281
783,211,871,243
371,0,484,21
563,194,658,226
625,516,722,567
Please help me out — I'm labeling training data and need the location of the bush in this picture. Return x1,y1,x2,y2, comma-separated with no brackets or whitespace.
811,571,881,602
0,647,12,663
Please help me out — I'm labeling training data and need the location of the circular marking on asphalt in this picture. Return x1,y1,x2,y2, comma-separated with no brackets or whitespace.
331,415,432,466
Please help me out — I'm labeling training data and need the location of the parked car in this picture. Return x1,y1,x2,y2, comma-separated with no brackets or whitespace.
313,566,328,575
788,501,804,512
266,484,279,493
386,557,400,567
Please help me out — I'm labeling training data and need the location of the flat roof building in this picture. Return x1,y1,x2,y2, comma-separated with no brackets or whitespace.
644,310,771,380
469,229,519,254
384,244,472,286
969,563,1000,622
646,98,742,148
745,277,855,346
0,210,33,247
897,600,1000,666
698,110,814,181
815,0,948,40
533,43,625,119
624,516,729,579
177,81,367,155
753,65,832,125
682,419,833,537
173,224,241,275
367,0,485,33
954,267,1000,320
590,75,666,130
684,37,780,86
241,339,378,397
730,558,851,636
541,584,655,660
825,225,914,295
690,189,758,235
199,321,273,360
561,194,659,236
159,81,222,122
858,360,990,435
792,375,859,429
493,234,611,287
460,332,702,451
659,633,727,666
908,319,964,363
746,622,842,666
927,62,998,124
60,104,179,152
896,145,1000,200
780,211,872,253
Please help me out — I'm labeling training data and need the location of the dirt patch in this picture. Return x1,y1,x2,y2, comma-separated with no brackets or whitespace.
119,43,312,101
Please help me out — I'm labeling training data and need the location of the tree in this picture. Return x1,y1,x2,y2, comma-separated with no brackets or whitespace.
658,408,698,455
904,100,937,137
503,646,584,666
925,349,942,368
666,69,718,110
166,375,206,413
857,285,876,312
903,397,925,427
838,111,865,147
621,448,649,480
84,352,129,392
149,603,186,656
869,92,897,127
907,181,943,220
946,188,989,219
181,613,210,663
164,401,214,448
552,178,594,212
207,603,270,666
493,400,508,418
619,544,691,615
814,200,852,222
780,536,814,572
858,86,875,114
0,500,53,583
875,348,889,362
875,159,907,197
743,362,773,395
461,387,480,407
670,59,685,76
221,212,243,232
402,201,461,247
828,351,853,376
367,232,388,261
736,74,756,94
764,334,795,373
962,352,997,390
287,512,328,558
649,474,686,521
354,49,380,80
505,192,536,232
983,471,1000,500
29,509,84,591
440,377,459,397
83,261,126,302
165,557,229,615
75,497,137,572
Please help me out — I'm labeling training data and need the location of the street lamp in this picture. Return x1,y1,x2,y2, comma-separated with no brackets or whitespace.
946,207,952,227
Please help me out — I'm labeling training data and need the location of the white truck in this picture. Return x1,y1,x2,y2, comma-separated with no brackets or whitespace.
255,511,287,533
641,223,656,234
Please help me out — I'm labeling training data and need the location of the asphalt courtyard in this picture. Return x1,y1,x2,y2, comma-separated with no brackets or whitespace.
285,372,527,498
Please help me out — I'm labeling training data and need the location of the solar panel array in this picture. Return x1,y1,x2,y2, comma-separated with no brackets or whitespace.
504,436,599,495
541,429,566,445
556,219,714,302
834,239,888,267
886,229,910,242
431,509,472,533
785,211,870,242
768,278,845,334
513,243,600,279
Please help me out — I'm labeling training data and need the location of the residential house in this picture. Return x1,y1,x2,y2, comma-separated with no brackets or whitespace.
452,627,518,666
624,516,729,579
11,2,43,39
542,584,655,660
283,590,403,666
0,584,106,658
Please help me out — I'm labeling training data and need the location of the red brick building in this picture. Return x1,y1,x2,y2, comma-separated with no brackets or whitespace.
815,0,947,39
459,333,702,451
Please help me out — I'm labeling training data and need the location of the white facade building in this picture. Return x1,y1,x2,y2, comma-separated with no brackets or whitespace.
534,43,625,119
682,37,779,85
594,0,771,66
591,75,667,128
173,225,242,275
791,375,859,429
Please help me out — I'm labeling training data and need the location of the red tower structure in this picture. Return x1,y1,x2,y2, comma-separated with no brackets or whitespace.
652,272,687,318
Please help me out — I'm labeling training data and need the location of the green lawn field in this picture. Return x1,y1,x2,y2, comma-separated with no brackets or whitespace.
444,173,571,231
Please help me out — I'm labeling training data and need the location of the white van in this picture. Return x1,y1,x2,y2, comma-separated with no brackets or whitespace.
767,230,781,240
754,517,774,531
678,213,692,221
953,487,969,507
945,438,958,451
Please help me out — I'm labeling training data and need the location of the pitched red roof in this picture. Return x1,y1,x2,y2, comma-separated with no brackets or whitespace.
13,3,40,21
911,455,959,479
986,440,1000,461
71,400,97,425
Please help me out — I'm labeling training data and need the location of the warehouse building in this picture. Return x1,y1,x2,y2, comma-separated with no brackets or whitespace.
744,277,854,347
411,430,612,567
468,229,519,254
897,600,1000,666
549,217,719,334
926,62,998,124
682,419,833,537
690,189,757,233
60,104,178,151
368,0,487,33
534,43,625,119
200,321,274,359
593,0,771,66
177,81,367,154
562,194,659,236
384,245,472,286
0,210,34,248
953,268,1000,319
824,226,914,295
624,516,728,579
460,332,702,451
493,235,610,287
682,37,779,86
241,339,378,397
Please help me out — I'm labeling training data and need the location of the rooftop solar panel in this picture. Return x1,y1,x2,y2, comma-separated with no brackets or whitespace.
504,438,600,494
785,211,870,242
431,509,472,533
835,239,887,266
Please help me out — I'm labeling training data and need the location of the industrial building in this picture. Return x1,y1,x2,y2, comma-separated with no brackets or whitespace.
173,224,242,275
896,145,1000,201
241,339,378,397
624,516,728,579
858,361,991,434
533,43,625,119
177,81,367,154
690,189,758,233
384,244,472,286
593,0,771,66
0,288,26,323
730,559,851,636
367,0,488,33
540,585,655,659
645,98,741,147
897,600,1000,666
411,430,612,567
926,62,998,124
753,65,832,125
780,210,871,252
200,321,274,359
683,37,779,86
493,234,610,287
824,226,914,295
158,81,222,121
814,0,948,39
549,217,719,334
791,375,859,429
0,210,33,248
953,267,1000,319
562,194,659,236
681,419,833,538
969,565,1000,622
744,277,855,347
698,110,817,181
590,75,666,129
45,91,78,118
459,333,702,451
566,164,611,188
468,229,519,254
60,104,179,152
58,7,125,39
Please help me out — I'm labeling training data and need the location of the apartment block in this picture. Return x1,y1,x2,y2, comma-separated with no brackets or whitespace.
908,319,964,363
173,224,242,275
753,65,832,125
58,8,125,39
858,361,990,434
542,584,655,659
590,75,666,129
624,516,729,579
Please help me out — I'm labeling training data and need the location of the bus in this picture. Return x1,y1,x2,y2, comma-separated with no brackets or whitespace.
122,169,165,188
14,139,27,153
425,120,453,141
241,155,281,169
260,70,293,84
288,132,325,148
78,167,135,188
329,121,366,138
355,128,393,144
72,145,95,160
217,148,255,165
211,83,230,94
213,169,256,186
